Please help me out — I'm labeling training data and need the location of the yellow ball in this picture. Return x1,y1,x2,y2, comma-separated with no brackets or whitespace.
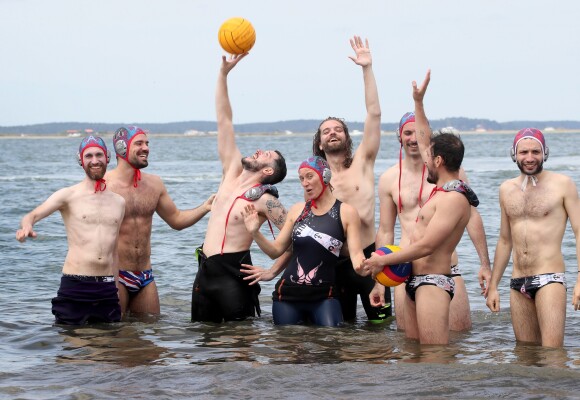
218,17,256,55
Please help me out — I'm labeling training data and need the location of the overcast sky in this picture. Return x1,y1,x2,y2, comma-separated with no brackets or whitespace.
1,0,579,126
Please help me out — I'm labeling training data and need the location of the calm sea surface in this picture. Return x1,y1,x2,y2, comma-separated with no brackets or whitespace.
1,132,580,399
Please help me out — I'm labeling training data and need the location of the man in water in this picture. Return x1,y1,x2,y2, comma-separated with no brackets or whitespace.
362,71,478,344
191,53,290,323
312,36,387,323
105,126,214,317
16,136,126,325
486,128,580,347
373,113,491,331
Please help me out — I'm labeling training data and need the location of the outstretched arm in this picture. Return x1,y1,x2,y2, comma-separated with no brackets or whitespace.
216,54,247,174
412,70,432,163
157,185,215,230
348,36,381,162
241,249,292,285
16,188,68,242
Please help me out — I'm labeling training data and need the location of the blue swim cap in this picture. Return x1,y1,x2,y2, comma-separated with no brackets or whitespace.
398,112,415,140
77,135,110,167
113,126,147,162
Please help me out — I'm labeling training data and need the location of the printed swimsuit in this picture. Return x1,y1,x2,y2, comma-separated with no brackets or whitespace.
405,274,456,302
510,272,566,300
118,269,154,293
274,199,345,303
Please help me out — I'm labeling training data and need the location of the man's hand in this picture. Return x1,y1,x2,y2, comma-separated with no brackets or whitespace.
348,36,371,67
412,69,431,103
478,265,492,298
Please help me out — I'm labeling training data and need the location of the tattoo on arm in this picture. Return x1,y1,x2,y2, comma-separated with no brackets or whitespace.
266,198,287,228
419,129,425,138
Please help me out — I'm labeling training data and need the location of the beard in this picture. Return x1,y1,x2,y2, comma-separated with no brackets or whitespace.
85,163,106,181
517,160,543,176
427,168,438,184
320,138,347,155
241,157,268,172
129,151,149,169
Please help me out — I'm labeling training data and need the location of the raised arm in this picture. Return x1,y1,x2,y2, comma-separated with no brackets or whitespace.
16,188,68,242
412,70,432,163
348,36,381,162
486,185,513,311
216,54,247,173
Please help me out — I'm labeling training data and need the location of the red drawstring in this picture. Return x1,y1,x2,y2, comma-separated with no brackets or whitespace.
221,184,276,255
94,179,107,193
415,186,444,222
133,169,141,188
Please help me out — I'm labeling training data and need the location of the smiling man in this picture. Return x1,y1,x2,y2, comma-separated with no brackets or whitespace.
105,126,214,318
16,136,126,325
486,128,580,347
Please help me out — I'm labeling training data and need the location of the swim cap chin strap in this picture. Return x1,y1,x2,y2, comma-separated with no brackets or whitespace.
94,179,107,193
520,175,538,191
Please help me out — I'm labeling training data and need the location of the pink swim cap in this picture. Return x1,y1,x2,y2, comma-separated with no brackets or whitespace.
397,112,416,140
299,156,331,185
512,128,548,161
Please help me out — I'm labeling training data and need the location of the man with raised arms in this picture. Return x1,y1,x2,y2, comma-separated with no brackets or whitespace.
486,128,580,347
16,136,125,325
105,126,214,317
373,113,491,331
312,36,388,323
191,53,290,323
361,71,479,344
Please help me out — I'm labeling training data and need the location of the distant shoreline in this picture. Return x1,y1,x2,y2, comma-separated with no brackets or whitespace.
1,129,580,139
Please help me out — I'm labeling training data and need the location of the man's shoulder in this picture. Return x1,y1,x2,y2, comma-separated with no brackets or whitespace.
381,163,399,178
254,190,285,208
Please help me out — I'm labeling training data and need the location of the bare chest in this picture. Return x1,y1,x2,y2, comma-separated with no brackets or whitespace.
504,186,555,219
67,194,124,227
115,186,160,218
331,169,372,203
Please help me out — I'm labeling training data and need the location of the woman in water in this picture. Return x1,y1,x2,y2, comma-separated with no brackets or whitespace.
242,156,367,326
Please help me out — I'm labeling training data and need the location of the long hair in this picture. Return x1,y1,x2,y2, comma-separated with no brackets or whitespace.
312,117,353,168
431,133,464,172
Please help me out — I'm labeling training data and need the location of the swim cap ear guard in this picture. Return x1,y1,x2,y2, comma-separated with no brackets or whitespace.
510,128,549,163
76,135,111,166
113,126,147,161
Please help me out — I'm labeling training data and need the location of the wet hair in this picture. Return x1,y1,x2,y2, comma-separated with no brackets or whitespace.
312,117,353,168
431,133,464,172
262,150,287,185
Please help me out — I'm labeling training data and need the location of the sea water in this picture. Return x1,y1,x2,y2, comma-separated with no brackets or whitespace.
1,132,579,399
